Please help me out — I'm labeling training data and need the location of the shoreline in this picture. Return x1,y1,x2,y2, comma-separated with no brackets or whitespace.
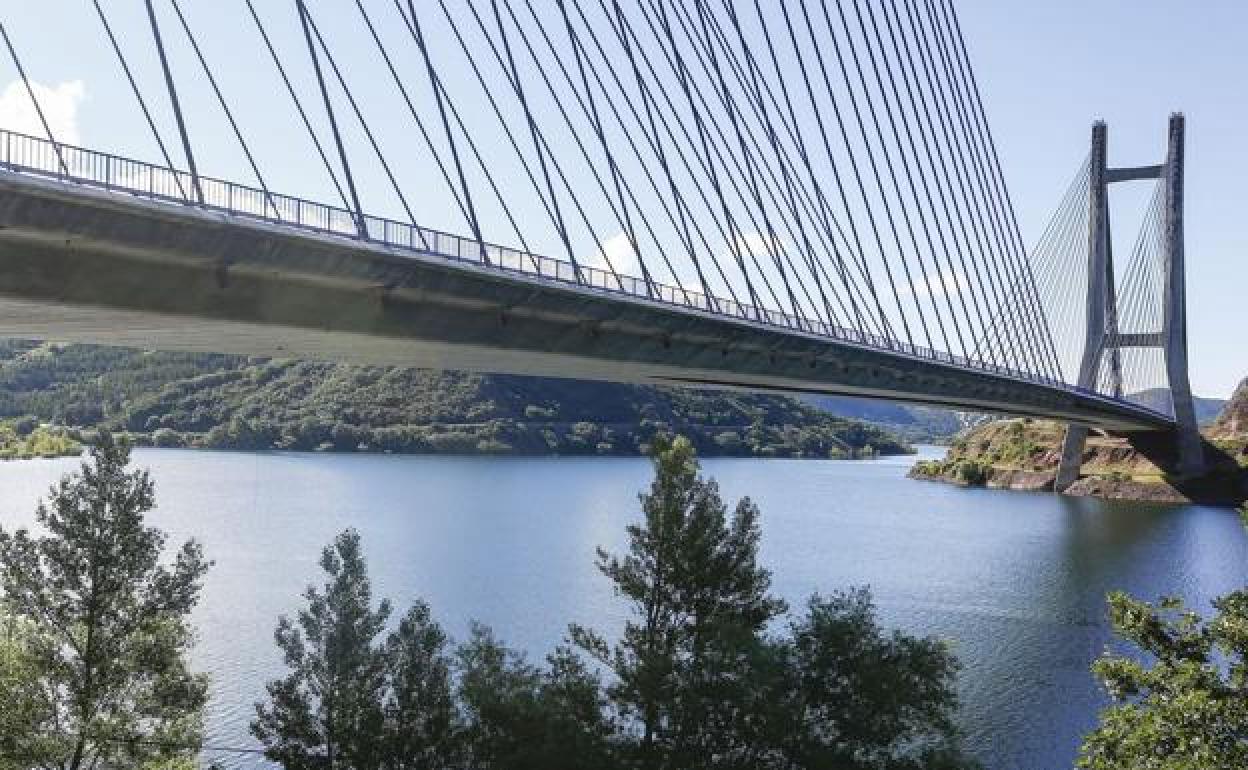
907,464,1213,506
14,439,916,462
908,415,1248,508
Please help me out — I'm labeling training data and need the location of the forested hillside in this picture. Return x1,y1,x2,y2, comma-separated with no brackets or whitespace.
1208,378,1248,460
799,393,974,443
0,340,910,458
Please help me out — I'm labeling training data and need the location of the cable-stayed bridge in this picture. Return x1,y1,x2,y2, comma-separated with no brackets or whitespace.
0,1,1203,476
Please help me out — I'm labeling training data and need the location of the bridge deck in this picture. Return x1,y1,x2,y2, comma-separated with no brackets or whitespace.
0,130,1172,432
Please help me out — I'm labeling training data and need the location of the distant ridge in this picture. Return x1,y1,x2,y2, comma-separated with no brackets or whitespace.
1123,388,1227,425
804,389,1228,445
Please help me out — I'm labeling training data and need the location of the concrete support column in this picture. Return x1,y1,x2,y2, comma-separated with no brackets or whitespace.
1056,122,1110,493
1056,424,1091,491
1161,113,1204,475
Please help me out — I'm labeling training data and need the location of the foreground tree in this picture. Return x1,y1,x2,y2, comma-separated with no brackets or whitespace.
257,438,974,769
0,434,211,770
572,435,786,768
383,601,460,769
573,435,974,769
0,612,55,770
252,529,392,770
457,625,616,770
780,590,971,769
255,529,611,770
1078,507,1248,769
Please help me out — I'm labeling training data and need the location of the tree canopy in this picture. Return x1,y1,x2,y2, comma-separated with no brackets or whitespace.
571,435,975,770
0,434,211,770
253,436,975,770
1078,504,1248,770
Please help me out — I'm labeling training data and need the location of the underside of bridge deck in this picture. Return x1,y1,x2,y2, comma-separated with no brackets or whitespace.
0,171,1169,432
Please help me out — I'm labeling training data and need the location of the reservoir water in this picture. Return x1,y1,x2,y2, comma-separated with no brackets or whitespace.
1,447,1245,769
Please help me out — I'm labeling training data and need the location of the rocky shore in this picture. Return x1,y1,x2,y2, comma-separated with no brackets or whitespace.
909,379,1248,506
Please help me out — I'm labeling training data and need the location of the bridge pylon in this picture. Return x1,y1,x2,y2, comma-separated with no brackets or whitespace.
1055,114,1203,492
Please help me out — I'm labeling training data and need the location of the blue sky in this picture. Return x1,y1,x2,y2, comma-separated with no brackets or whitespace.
0,1,1243,398
954,0,1247,398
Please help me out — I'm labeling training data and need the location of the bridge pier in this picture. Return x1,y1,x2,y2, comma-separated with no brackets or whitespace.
1056,121,1112,492
1056,114,1202,492
1056,424,1091,491
1160,115,1204,476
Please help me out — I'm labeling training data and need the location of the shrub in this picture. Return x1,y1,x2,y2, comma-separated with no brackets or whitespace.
956,460,989,486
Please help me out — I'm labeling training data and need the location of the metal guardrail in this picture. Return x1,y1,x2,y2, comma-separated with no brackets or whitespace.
0,127,1172,419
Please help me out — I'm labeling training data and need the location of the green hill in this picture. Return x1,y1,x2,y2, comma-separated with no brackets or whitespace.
799,394,975,443
1122,387,1228,426
0,339,911,459
1208,378,1248,461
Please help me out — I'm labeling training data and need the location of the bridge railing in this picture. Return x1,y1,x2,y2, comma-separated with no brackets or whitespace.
0,127,1106,396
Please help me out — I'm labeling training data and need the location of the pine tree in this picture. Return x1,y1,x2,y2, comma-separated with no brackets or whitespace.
572,435,974,770
253,529,391,770
571,435,786,768
781,589,971,769
457,624,616,770
0,434,211,770
383,601,459,769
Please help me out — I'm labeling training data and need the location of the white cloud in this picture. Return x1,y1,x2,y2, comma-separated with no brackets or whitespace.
585,230,721,296
0,79,85,146
731,230,784,257
583,230,643,278
584,230,826,314
901,265,972,301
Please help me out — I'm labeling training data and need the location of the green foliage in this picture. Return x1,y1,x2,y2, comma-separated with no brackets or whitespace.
924,419,1067,479
911,457,993,486
252,438,973,770
457,626,615,770
911,459,945,477
799,394,970,444
384,602,459,768
995,420,1034,466
252,529,393,770
956,460,990,486
1078,590,1248,769
1079,504,1248,769
0,435,211,770
781,590,973,769
0,613,55,770
0,418,80,460
571,435,787,768
571,436,975,770
254,530,614,770
0,340,910,457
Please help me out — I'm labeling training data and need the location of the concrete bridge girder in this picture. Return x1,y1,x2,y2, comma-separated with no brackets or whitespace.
0,169,1169,432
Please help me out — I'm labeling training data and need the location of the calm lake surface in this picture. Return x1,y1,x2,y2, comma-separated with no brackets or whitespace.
1,447,1245,769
